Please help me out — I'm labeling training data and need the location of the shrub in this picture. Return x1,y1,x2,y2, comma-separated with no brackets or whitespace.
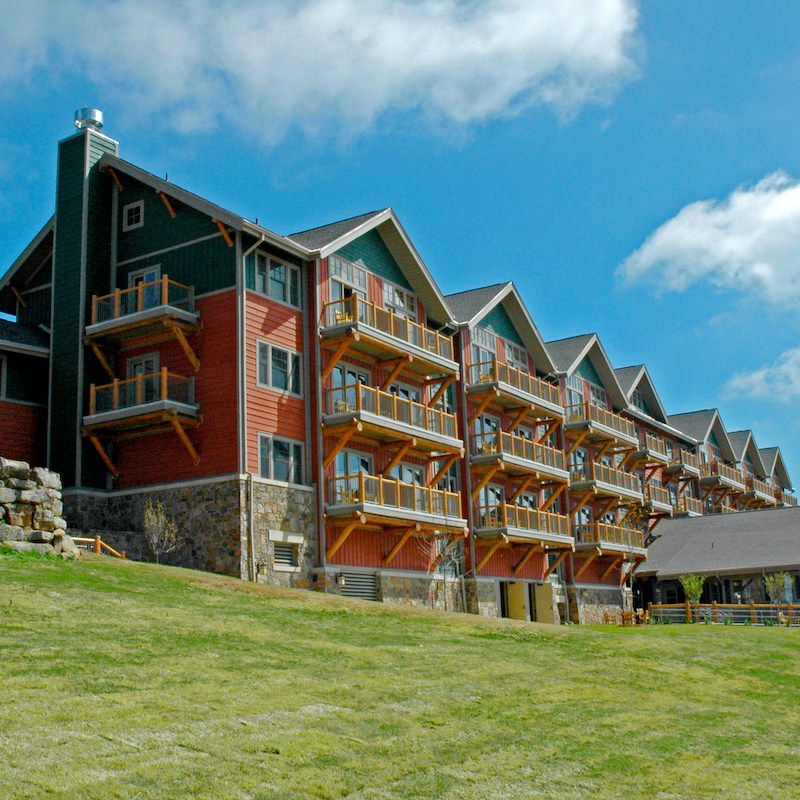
763,572,789,605
143,499,182,564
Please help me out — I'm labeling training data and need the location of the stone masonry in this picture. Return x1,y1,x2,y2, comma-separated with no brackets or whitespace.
0,458,80,558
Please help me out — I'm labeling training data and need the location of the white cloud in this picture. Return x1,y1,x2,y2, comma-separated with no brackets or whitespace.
725,346,800,402
0,0,640,140
618,171,800,308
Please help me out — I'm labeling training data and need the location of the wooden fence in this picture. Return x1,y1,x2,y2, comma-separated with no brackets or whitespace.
649,601,799,625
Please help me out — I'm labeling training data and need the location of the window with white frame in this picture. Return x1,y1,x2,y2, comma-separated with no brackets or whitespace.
330,254,368,293
382,282,417,320
631,388,647,413
122,201,144,232
254,252,301,308
505,341,528,373
566,374,584,407
257,341,302,396
259,434,304,484
471,328,497,378
589,382,608,409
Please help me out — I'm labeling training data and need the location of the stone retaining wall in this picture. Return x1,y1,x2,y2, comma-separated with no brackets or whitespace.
568,584,631,624
0,458,79,558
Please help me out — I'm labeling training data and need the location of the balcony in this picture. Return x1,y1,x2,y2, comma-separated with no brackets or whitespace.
564,402,638,448
320,296,457,377
673,496,702,516
573,522,647,555
745,477,778,505
474,504,573,547
634,432,671,465
569,461,643,503
663,448,701,478
644,484,673,514
327,473,466,533
775,490,798,508
700,461,746,493
470,431,568,482
466,360,563,419
324,384,462,453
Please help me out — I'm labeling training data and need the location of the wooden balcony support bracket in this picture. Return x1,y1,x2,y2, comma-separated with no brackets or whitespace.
382,439,415,476
107,166,124,191
513,545,539,576
574,549,601,579
383,526,419,566
569,490,593,518
468,391,499,425
595,441,615,461
476,540,503,573
428,375,455,409
166,321,201,372
565,431,588,458
598,497,618,519
540,483,566,512
379,355,412,391
543,549,569,578
326,519,361,561
11,285,26,308
620,505,640,526
471,465,503,500
429,453,459,487
156,189,177,218
89,342,116,381
600,558,620,582
537,419,561,444
644,466,659,486
508,405,533,433
323,421,362,470
320,333,359,381
212,219,234,248
699,485,716,503
509,475,536,504
648,515,665,533
86,434,119,478
170,417,200,464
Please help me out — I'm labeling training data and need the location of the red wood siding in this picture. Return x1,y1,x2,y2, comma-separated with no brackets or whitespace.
113,290,238,487
474,544,546,580
0,400,46,466
328,527,457,572
245,292,306,474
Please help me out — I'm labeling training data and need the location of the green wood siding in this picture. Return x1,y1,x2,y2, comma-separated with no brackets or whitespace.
575,356,603,386
480,305,523,345
336,230,411,290
5,353,47,404
116,180,236,294
708,431,720,447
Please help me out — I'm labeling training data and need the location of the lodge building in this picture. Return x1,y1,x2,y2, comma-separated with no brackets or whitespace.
0,112,794,623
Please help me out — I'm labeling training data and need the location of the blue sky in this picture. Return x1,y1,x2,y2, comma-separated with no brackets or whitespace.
1,1,798,485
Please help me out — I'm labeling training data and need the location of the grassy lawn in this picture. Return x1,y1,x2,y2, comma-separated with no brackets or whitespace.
1,550,799,799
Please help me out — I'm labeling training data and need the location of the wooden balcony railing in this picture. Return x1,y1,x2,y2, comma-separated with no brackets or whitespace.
746,476,774,497
574,522,645,549
639,431,670,459
668,449,700,471
327,384,458,439
472,431,565,472
776,490,798,507
329,473,461,518
91,276,194,325
645,484,671,506
89,369,195,415
467,359,561,408
673,496,702,515
700,461,746,486
565,401,637,440
476,504,570,537
570,461,642,495
321,296,454,361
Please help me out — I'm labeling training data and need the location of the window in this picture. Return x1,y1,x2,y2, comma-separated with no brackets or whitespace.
505,341,528,373
257,342,301,396
126,353,160,405
127,265,161,312
122,201,144,231
589,383,608,408
566,374,584,407
259,434,304,484
631,388,647,413
330,254,367,292
254,252,301,308
383,282,417,320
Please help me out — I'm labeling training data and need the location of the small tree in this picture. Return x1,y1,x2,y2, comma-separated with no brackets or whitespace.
679,574,706,622
143,499,182,564
764,572,789,606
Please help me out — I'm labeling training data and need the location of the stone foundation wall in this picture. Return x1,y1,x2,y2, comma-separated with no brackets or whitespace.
568,584,631,624
64,478,244,576
466,578,499,617
0,458,79,558
247,480,317,588
380,572,466,613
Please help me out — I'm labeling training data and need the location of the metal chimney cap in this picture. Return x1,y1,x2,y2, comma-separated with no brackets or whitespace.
74,108,104,131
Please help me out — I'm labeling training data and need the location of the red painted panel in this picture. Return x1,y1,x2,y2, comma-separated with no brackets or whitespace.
328,526,451,573
0,400,46,466
566,555,622,585
474,544,547,580
113,290,239,487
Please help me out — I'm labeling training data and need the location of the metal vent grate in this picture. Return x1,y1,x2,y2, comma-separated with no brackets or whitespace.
273,542,297,567
339,571,378,601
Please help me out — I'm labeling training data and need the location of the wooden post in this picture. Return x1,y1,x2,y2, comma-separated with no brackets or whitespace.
750,602,756,624
358,471,366,504
685,599,692,623
94,535,101,554
112,379,119,411
161,275,169,305
91,295,98,324
114,288,121,319
712,601,718,624
160,367,168,401
138,282,144,313
89,385,96,415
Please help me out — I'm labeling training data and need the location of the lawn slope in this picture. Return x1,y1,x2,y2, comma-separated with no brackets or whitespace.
1,551,799,799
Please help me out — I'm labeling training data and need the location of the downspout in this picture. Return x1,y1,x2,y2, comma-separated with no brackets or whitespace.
249,471,256,582
314,257,327,578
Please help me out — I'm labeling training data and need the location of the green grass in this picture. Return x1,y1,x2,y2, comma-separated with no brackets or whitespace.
1,552,799,799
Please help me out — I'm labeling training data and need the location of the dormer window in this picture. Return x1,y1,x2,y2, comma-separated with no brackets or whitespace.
589,383,608,409
505,341,528,373
383,282,416,320
631,388,647,413
122,201,144,231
